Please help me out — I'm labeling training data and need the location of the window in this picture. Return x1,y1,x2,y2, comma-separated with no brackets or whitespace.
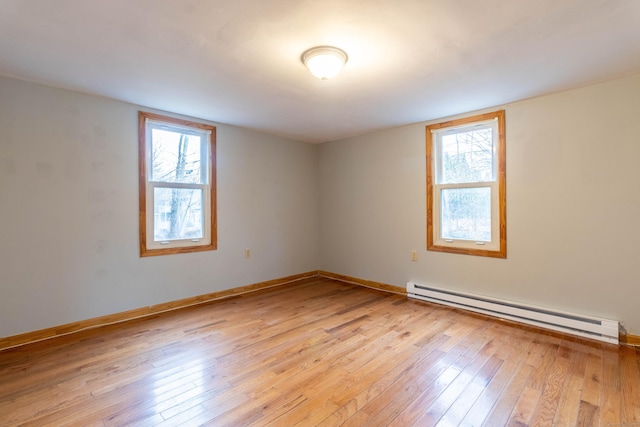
426,110,506,258
139,111,216,256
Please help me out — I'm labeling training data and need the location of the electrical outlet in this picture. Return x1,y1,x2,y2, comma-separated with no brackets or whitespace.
245,248,251,258
411,250,417,261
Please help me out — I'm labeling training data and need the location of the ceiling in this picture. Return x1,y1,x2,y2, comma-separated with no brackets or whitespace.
1,1,640,143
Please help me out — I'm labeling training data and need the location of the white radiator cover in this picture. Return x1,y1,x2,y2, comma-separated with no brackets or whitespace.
407,282,619,344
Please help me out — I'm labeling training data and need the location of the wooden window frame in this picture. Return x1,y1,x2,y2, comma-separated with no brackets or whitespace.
426,110,506,258
138,111,217,257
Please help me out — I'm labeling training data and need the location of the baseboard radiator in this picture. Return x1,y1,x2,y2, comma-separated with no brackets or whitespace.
407,282,619,344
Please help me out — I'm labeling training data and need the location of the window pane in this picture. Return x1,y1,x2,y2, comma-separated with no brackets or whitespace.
441,187,491,241
151,128,203,184
440,127,494,184
153,188,203,241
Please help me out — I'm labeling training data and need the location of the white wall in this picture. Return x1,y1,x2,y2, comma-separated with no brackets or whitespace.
319,73,640,334
3,72,639,338
0,76,320,337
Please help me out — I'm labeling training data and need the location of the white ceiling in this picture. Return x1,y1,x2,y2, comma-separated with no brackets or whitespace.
1,0,640,143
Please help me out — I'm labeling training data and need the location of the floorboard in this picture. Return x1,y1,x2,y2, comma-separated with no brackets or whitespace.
1,277,639,426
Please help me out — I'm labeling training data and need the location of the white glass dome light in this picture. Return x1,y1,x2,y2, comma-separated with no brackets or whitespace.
301,46,348,80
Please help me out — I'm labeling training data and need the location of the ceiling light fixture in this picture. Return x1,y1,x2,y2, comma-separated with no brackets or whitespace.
301,46,348,80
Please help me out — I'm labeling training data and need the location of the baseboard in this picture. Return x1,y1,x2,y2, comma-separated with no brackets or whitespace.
7,269,625,351
319,270,406,295
0,271,319,351
620,333,640,347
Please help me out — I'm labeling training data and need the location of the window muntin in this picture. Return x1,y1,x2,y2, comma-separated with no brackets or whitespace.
139,112,216,256
427,110,506,258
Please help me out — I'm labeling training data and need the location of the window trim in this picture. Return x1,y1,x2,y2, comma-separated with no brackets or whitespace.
138,111,217,257
426,110,506,258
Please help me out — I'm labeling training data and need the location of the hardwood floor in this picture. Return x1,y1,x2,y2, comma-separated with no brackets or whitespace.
1,277,639,426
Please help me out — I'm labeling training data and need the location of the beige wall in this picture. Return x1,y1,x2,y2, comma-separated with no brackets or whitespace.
319,73,640,334
0,76,320,337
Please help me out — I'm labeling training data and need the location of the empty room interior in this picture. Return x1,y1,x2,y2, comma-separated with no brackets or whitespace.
1,1,640,426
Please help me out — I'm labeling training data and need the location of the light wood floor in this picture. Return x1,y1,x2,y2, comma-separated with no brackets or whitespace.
1,277,639,426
